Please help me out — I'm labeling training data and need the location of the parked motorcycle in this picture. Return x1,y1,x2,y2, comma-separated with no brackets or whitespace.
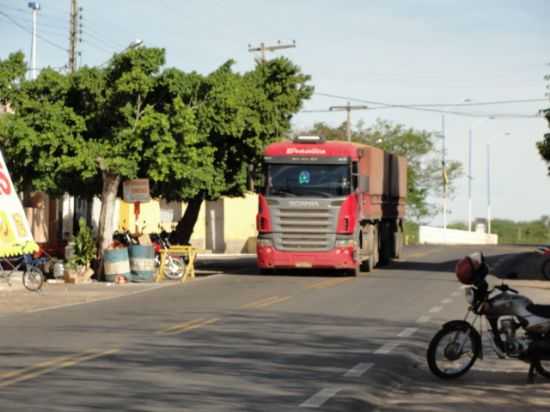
149,229,186,280
536,246,550,281
427,252,550,383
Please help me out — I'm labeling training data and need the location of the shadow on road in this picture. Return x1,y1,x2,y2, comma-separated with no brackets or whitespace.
0,310,548,411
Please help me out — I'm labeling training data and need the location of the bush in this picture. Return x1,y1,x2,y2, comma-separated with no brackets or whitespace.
68,218,97,268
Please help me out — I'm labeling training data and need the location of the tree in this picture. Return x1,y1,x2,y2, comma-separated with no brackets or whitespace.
0,66,86,213
302,119,462,221
147,58,313,244
67,47,167,270
537,108,550,173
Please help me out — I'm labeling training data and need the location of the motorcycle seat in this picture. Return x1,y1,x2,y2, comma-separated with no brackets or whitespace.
527,304,550,319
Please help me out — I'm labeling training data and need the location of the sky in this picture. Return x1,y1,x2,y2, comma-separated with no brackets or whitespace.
0,0,549,225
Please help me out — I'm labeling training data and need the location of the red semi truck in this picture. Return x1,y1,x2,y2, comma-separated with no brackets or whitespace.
256,135,407,275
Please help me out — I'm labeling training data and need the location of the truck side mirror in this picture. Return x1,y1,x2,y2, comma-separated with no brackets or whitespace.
358,175,369,192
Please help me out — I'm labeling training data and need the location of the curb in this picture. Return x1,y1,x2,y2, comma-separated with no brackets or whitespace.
506,279,550,290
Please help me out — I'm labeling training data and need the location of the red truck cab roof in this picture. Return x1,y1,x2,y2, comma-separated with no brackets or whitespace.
264,139,362,161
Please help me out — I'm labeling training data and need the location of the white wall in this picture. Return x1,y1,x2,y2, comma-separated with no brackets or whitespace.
419,226,498,245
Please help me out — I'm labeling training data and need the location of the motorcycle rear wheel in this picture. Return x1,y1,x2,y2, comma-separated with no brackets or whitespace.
427,324,481,379
535,360,550,379
541,260,550,281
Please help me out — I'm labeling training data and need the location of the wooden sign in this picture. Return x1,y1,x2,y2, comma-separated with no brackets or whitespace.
123,179,151,203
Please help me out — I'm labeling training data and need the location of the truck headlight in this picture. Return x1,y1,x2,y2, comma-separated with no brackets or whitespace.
257,238,273,247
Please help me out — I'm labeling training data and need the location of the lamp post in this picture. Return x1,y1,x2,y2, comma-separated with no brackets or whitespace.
487,132,510,234
28,2,40,80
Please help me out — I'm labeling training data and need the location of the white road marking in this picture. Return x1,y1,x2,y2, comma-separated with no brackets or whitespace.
397,327,417,338
343,362,374,378
374,342,400,355
441,298,453,304
428,306,443,313
300,387,342,408
416,315,431,324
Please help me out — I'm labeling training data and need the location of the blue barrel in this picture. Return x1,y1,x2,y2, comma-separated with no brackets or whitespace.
104,248,131,282
128,245,155,282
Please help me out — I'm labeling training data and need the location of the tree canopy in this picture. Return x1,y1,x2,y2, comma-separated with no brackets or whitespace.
0,46,313,251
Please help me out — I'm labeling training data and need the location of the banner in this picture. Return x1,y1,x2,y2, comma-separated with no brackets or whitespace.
0,150,38,257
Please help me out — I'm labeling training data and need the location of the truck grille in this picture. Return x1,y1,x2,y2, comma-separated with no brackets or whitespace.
275,208,333,251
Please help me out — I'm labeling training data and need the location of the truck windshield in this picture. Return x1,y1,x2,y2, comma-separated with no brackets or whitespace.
266,164,350,197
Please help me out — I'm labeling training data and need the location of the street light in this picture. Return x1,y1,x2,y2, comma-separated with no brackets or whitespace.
486,131,510,234
465,108,494,232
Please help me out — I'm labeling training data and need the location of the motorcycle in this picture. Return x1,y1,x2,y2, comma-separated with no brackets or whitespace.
149,229,186,280
536,246,550,281
427,252,550,383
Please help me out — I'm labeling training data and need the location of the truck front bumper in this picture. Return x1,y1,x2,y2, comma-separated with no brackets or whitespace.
256,245,357,270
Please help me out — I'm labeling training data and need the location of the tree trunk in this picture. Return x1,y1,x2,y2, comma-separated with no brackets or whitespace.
171,194,204,245
96,171,121,279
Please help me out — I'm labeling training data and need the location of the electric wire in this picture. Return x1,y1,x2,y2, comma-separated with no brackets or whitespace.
0,11,67,52
313,92,543,118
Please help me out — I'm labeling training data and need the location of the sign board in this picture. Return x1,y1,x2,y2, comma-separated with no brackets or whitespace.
0,150,38,257
123,179,151,203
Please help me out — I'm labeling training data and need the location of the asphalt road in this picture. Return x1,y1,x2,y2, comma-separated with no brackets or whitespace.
0,245,548,411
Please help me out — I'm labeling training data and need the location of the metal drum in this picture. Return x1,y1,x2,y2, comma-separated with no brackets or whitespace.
128,245,155,282
104,248,131,282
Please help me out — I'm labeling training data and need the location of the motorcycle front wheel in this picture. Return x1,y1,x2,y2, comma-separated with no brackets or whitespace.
163,256,185,280
427,324,481,379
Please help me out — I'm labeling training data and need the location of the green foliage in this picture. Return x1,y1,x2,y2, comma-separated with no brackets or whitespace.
537,108,550,174
491,217,550,245
0,68,86,194
68,218,97,268
403,221,419,245
0,51,25,105
303,119,462,221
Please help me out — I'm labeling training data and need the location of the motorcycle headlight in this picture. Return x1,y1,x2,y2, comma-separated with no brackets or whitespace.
465,287,475,305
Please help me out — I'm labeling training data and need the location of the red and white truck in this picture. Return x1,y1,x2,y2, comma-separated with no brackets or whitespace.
256,135,407,275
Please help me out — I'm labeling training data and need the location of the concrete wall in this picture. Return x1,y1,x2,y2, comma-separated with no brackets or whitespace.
419,226,498,245
223,193,257,253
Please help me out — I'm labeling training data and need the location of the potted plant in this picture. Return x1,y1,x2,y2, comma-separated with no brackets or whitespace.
65,218,97,283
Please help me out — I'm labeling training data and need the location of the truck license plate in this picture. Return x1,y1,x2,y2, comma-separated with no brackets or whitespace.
295,262,312,268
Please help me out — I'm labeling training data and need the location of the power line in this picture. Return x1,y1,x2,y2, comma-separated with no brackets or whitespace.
0,10,67,52
314,92,542,118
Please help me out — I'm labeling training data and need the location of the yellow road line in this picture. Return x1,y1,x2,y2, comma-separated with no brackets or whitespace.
160,318,220,335
240,296,281,309
307,278,353,289
254,296,291,308
0,348,119,388
157,318,207,334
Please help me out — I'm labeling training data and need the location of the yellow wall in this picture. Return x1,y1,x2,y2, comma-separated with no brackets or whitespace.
223,193,257,253
118,193,257,252
118,200,161,234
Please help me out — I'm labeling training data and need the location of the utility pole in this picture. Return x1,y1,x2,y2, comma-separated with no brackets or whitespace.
28,2,40,80
467,128,473,232
248,40,296,63
486,142,491,234
329,102,368,142
441,115,448,241
68,0,79,73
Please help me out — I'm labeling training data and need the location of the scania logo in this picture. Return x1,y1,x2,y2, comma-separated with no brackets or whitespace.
288,200,320,208
286,148,326,155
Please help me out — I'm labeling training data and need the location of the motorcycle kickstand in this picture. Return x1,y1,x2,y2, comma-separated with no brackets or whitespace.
527,362,536,384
